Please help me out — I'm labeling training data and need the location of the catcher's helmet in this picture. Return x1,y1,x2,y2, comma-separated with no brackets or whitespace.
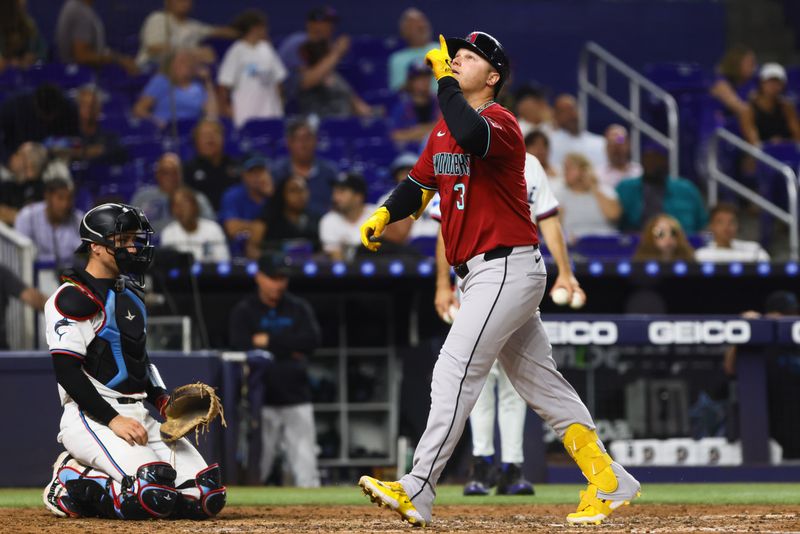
446,31,510,94
77,203,155,283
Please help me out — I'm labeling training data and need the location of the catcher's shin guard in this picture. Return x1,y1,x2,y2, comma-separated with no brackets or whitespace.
174,464,226,519
562,424,618,493
60,462,178,519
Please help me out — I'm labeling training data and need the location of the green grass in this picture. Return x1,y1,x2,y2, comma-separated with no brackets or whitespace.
4,483,798,508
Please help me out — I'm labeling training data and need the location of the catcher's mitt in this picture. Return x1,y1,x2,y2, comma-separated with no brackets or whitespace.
160,382,227,444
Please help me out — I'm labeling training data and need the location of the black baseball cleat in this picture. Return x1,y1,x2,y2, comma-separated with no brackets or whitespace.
495,463,535,495
463,456,496,496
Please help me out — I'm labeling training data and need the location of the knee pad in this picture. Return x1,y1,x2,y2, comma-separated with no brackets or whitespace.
562,424,618,493
175,464,226,519
130,462,178,519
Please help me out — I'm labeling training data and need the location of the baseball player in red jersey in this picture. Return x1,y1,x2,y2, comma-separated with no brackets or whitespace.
358,32,640,527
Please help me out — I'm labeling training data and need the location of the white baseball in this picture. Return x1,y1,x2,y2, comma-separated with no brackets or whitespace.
551,287,569,306
570,291,586,309
449,304,459,321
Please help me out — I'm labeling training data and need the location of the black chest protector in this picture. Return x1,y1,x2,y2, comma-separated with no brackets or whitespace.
81,280,150,394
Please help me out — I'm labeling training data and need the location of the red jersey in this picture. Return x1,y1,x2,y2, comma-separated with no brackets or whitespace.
409,103,538,265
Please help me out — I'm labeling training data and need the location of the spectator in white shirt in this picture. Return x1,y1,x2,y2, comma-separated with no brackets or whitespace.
552,152,620,241
218,10,287,128
695,203,770,263
161,186,230,263
515,84,554,139
136,0,236,67
549,94,607,172
597,124,642,188
319,173,374,261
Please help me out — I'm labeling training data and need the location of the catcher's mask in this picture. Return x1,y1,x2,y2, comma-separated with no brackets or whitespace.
77,203,155,286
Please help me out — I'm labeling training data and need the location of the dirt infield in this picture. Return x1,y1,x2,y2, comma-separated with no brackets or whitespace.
3,504,798,533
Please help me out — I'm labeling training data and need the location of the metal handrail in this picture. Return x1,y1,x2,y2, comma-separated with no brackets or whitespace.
707,128,799,260
0,222,37,349
578,41,680,177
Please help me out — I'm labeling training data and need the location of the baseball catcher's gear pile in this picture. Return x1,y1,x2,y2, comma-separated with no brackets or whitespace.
160,383,227,443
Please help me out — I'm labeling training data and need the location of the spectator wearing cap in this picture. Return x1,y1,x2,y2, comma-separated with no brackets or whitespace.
389,62,440,145
375,152,439,246
740,63,800,146
229,253,322,487
131,152,215,233
388,8,437,92
524,131,562,183
597,124,642,188
14,177,83,267
161,185,230,263
616,144,708,233
136,0,237,68
252,176,320,253
695,203,769,263
270,118,339,217
319,173,375,261
515,84,554,139
219,155,275,256
548,94,607,172
183,119,240,210
55,0,138,74
218,9,287,128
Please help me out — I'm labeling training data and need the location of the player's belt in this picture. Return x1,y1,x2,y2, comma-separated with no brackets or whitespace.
454,245,538,279
116,397,141,404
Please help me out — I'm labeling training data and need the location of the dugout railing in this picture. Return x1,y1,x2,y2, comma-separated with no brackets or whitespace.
578,41,680,177
0,222,36,349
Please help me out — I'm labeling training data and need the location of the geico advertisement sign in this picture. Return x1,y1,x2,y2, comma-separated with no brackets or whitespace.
793,321,800,344
648,321,750,345
544,321,618,345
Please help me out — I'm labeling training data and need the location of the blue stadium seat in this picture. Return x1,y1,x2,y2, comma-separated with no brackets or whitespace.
318,117,389,140
27,63,93,90
643,62,710,93
351,137,398,165
571,234,638,259
239,118,285,139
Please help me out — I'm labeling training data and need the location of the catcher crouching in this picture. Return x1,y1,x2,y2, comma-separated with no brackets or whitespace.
42,203,226,520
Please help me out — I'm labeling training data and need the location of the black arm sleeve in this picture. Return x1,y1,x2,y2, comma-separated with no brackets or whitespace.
437,77,490,157
382,179,424,223
52,354,119,425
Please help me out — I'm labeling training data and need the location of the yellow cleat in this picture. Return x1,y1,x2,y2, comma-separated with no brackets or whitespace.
358,475,427,528
566,485,639,525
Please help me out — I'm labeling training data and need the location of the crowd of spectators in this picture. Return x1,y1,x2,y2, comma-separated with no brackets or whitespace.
0,3,796,270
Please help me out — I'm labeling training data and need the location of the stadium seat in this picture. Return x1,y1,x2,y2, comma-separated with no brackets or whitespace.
318,117,389,141
26,63,93,90
239,118,285,139
571,234,639,259
643,62,710,94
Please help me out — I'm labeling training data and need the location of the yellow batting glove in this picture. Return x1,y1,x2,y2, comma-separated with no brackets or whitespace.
411,189,435,220
360,206,391,252
425,34,453,81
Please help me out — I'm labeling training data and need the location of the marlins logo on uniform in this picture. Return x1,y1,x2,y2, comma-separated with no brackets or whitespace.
54,318,73,341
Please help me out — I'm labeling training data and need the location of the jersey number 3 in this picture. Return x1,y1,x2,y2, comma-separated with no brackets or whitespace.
454,183,466,210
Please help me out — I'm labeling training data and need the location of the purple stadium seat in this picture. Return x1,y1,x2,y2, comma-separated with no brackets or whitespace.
351,137,397,166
